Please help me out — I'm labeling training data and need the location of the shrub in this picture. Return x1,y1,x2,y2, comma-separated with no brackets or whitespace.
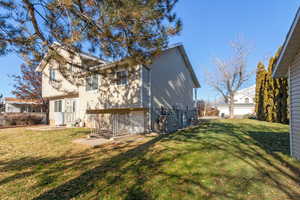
4,113,44,126
243,114,257,120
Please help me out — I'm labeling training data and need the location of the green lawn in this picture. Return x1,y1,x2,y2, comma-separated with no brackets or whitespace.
0,119,300,200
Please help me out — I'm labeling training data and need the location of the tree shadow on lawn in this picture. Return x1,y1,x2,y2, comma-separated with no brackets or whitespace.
1,120,300,200
160,120,300,199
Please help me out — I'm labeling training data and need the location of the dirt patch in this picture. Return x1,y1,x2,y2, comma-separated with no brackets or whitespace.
73,137,113,148
26,126,68,131
73,134,147,148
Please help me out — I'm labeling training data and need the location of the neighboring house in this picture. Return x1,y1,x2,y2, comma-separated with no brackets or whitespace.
3,97,44,113
217,85,256,117
273,8,300,160
36,44,200,136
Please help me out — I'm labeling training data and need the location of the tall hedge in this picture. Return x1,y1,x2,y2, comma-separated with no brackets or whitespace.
255,62,267,121
255,50,289,124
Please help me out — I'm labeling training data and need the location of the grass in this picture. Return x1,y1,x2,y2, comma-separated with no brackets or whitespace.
0,119,300,200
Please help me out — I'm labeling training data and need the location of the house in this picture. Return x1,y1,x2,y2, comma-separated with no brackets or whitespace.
36,44,200,136
3,97,44,113
217,85,256,117
273,8,300,160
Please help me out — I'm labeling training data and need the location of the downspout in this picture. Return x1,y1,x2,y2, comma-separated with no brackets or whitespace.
140,65,143,107
289,67,293,157
141,65,152,133
148,67,152,133
195,88,198,107
195,88,198,119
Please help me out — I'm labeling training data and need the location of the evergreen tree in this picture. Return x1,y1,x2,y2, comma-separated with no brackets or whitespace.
273,49,289,123
255,62,267,121
255,48,289,124
0,0,182,69
265,56,276,122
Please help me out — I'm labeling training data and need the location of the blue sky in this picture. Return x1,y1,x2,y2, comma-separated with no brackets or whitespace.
0,0,299,100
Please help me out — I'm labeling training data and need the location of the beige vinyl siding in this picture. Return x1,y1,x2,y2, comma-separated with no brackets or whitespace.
290,52,300,160
150,47,195,110
79,65,143,123
41,48,81,99
42,63,79,98
141,66,151,108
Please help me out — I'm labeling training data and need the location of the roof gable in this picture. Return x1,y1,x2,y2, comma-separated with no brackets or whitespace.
36,43,106,72
85,44,201,88
35,43,200,88
162,44,200,88
273,8,300,78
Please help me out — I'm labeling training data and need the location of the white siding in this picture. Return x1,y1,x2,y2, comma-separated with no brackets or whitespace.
234,85,256,104
217,105,255,117
5,103,21,113
150,48,195,110
290,52,300,160
48,98,80,126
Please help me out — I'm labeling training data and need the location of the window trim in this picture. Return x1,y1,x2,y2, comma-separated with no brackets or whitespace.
49,67,56,82
54,100,62,112
86,74,99,91
116,70,128,86
72,100,76,113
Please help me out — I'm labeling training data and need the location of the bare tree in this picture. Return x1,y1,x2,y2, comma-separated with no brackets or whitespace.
11,62,49,123
196,100,206,117
207,39,251,118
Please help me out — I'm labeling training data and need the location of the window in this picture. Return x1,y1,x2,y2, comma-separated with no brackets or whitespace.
69,64,77,74
69,64,73,73
72,101,76,112
54,100,62,112
86,74,99,91
116,70,128,85
49,67,56,81
245,98,250,104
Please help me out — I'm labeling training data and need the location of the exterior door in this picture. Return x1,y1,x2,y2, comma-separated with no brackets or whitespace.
54,100,64,126
64,99,79,124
